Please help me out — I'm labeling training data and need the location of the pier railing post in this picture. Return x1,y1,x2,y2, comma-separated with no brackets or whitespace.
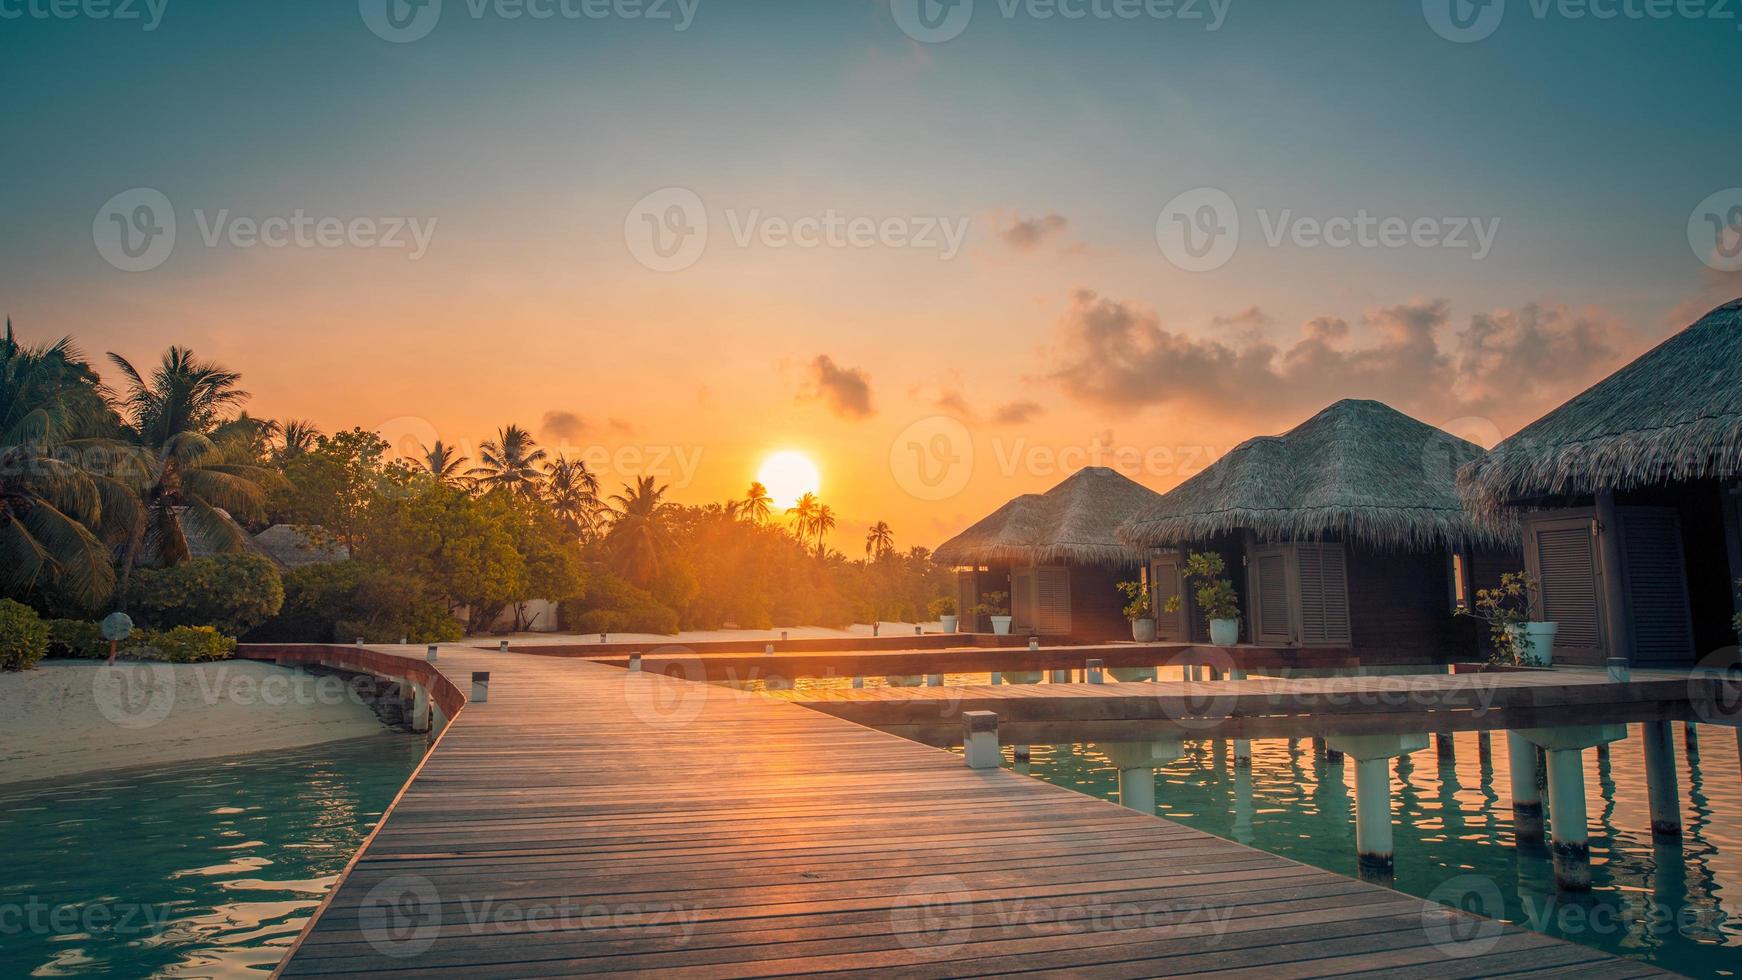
962,711,1000,770
471,671,490,703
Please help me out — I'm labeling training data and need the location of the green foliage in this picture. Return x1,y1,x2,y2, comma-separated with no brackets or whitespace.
1458,570,1538,665
1115,580,1152,621
47,618,110,658
927,595,957,619
972,590,1010,617
269,427,400,549
0,599,50,670
1165,551,1240,624
126,553,284,635
123,625,235,662
250,560,462,644
559,570,680,635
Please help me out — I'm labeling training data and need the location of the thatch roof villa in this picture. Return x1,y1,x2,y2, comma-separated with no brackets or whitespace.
934,466,1163,640
1459,298,1742,667
1119,399,1516,656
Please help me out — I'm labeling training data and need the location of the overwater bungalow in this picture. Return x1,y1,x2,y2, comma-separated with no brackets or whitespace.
1119,399,1516,657
934,466,1163,641
1458,298,1742,668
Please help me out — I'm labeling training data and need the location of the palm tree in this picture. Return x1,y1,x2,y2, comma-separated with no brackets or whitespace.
865,521,894,562
786,492,819,547
606,476,674,584
278,418,321,457
1,325,138,607
108,347,276,582
741,481,772,525
468,424,547,494
813,503,837,558
419,439,470,486
545,455,603,541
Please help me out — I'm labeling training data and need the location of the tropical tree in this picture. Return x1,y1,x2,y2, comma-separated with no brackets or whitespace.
419,439,470,486
786,492,819,546
468,424,547,495
813,503,837,558
279,418,321,458
741,481,772,525
606,476,675,585
107,347,277,584
0,326,138,608
545,455,603,541
865,521,894,561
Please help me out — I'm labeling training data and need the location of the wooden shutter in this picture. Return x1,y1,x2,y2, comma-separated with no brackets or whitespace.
1010,567,1036,632
1250,546,1294,645
1150,552,1188,641
956,571,979,633
1618,507,1694,665
1296,543,1352,646
1525,513,1604,657
1035,566,1072,635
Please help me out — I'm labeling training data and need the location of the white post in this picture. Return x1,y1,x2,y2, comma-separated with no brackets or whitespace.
765,644,775,655
1327,733,1429,875
851,675,864,689
355,637,365,646
1546,748,1591,890
627,652,642,673
1085,659,1104,684
1105,739,1183,813
498,640,509,653
926,674,943,687
410,682,430,732
1643,720,1682,838
1029,636,1040,652
1507,730,1544,846
1048,669,1070,683
1013,744,1031,764
990,672,1002,685
471,671,490,703
1230,668,1250,766
426,644,438,662
962,711,1000,769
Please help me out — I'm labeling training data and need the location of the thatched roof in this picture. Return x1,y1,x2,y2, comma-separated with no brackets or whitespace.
253,524,350,569
1118,399,1493,551
934,466,1163,566
1459,298,1742,516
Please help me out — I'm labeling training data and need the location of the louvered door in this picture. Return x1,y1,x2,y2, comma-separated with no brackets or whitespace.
1525,513,1605,659
1618,507,1694,665
1035,566,1072,635
1010,567,1036,632
1150,552,1188,641
1250,546,1294,645
1296,543,1352,646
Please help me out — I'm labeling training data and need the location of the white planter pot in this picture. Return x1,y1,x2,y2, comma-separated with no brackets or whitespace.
1507,621,1558,666
939,615,958,633
1209,618,1240,647
990,615,1013,635
1131,618,1157,642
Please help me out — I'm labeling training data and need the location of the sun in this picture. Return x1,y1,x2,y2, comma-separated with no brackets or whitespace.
757,450,821,509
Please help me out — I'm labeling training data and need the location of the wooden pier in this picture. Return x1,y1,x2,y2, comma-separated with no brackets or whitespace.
246,643,1664,978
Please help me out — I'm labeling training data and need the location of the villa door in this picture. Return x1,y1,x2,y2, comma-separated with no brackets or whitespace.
1150,550,1189,642
1617,506,1694,665
956,570,979,633
1523,511,1606,662
1011,565,1071,635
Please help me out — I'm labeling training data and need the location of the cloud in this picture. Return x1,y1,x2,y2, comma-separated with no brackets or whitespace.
1047,288,1642,431
935,388,975,418
998,213,1070,251
607,417,636,435
540,410,591,440
991,400,1044,425
800,354,875,419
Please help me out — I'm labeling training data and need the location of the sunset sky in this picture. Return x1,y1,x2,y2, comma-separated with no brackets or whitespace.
3,0,1739,550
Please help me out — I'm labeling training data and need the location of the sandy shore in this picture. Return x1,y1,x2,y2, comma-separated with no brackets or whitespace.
0,660,393,786
482,622,943,646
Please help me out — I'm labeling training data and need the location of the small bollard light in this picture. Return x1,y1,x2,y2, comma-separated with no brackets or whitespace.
1086,659,1105,684
600,632,608,643
399,636,408,645
765,643,775,655
852,675,864,689
426,645,438,662
355,637,365,646
1028,635,1040,652
962,711,1001,770
873,623,880,637
471,671,490,702
781,630,788,642
914,625,922,636
499,640,510,653
628,652,642,673
1606,656,1630,683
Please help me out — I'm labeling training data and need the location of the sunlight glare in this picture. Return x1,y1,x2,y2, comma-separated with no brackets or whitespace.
757,450,821,509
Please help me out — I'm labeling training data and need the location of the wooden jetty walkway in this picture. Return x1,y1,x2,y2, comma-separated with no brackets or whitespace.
250,643,1663,978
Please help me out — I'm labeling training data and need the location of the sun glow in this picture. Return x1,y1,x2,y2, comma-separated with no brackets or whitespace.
757,450,821,510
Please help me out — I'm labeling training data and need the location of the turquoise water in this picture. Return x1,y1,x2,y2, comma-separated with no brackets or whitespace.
1018,726,1740,977
0,735,425,978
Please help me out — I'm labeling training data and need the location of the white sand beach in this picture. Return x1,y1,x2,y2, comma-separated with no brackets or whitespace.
0,660,391,786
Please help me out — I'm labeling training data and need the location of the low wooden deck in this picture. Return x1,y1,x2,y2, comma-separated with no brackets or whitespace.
258,644,1662,978
781,668,1733,746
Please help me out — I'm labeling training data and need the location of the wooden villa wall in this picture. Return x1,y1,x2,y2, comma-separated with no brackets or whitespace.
1068,562,1138,643
1345,546,1498,659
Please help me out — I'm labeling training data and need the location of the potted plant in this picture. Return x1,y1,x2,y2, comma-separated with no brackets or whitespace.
929,596,959,634
1165,551,1241,647
974,591,1012,635
1116,580,1156,642
1459,571,1555,666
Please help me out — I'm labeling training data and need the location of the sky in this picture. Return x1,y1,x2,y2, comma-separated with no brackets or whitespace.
3,0,1740,551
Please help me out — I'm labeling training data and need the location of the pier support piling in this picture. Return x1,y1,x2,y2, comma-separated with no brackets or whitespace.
410,682,430,732
1085,659,1104,684
1230,668,1250,766
1516,724,1626,890
1326,733,1428,875
1508,731,1545,846
1105,739,1184,813
1643,720,1682,838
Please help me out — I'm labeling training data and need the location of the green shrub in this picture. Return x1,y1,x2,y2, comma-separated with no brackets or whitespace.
47,619,110,659
248,560,462,644
558,572,679,635
123,626,236,663
128,554,285,636
0,600,50,671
